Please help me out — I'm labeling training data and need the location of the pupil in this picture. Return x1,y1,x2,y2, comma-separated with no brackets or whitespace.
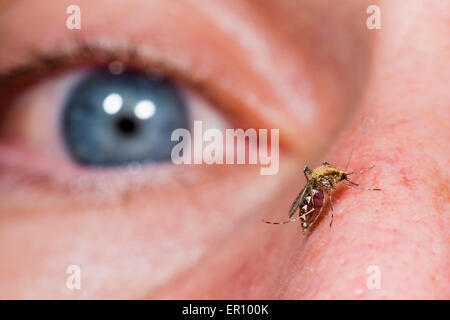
116,117,138,136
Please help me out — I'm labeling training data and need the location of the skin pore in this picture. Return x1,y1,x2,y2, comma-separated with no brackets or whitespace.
0,0,448,299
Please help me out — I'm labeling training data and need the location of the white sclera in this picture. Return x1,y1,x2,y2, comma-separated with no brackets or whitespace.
103,93,123,115
134,100,156,120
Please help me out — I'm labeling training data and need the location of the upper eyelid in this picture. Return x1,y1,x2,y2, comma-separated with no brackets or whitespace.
0,40,189,92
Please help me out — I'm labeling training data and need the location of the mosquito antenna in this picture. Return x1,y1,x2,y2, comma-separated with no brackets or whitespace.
346,165,375,175
344,149,354,172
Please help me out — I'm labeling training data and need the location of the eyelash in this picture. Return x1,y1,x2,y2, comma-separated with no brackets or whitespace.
0,41,173,85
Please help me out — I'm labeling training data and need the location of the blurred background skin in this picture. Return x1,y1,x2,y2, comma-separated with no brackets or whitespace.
0,0,448,299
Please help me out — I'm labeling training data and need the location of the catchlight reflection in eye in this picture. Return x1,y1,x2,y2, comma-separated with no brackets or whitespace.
134,100,156,120
103,93,123,115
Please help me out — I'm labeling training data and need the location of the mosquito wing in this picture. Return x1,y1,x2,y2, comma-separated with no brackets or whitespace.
288,182,312,218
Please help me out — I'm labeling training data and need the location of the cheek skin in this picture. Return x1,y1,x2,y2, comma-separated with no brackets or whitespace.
0,160,300,299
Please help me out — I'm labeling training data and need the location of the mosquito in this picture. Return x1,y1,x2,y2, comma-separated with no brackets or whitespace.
262,158,381,234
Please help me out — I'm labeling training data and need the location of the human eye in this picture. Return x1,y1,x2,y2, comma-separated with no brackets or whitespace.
0,43,231,178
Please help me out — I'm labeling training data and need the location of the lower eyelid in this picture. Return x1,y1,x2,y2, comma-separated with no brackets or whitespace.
0,155,241,207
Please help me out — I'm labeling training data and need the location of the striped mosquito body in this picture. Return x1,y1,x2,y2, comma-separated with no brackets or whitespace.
287,182,325,232
262,161,381,234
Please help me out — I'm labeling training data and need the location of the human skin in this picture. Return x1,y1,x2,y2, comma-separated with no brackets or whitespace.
0,0,448,299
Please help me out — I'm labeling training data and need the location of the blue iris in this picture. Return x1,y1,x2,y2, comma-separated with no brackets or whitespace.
62,70,189,166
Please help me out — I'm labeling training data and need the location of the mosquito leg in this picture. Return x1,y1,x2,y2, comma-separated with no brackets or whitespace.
330,178,337,189
342,182,381,191
303,165,311,181
261,217,301,225
299,208,315,219
328,193,334,227
262,208,314,225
